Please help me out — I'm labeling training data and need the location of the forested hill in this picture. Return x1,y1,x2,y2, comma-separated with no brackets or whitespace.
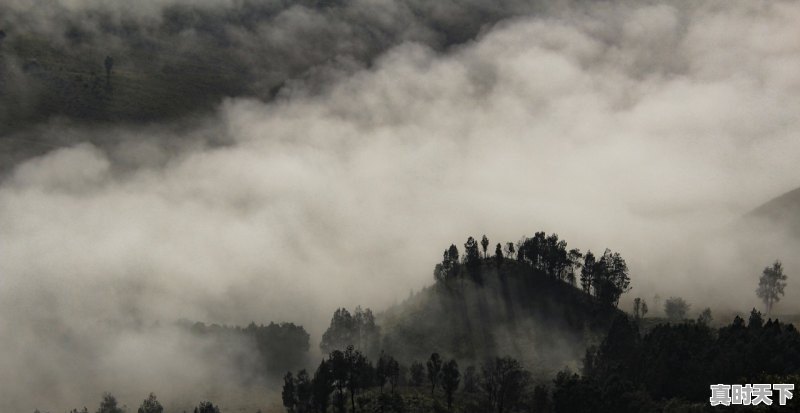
324,233,632,376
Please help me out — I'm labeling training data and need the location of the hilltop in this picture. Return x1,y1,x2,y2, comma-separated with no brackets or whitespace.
322,234,629,376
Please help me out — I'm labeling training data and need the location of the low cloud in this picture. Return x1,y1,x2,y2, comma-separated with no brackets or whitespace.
2,0,800,411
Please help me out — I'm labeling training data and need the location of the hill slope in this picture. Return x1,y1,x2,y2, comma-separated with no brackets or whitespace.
377,258,623,376
747,186,800,235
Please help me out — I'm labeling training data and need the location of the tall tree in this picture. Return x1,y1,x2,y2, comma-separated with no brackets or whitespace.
664,297,689,322
633,297,644,320
479,357,530,413
464,237,480,265
427,352,443,396
592,249,631,306
137,393,163,413
495,243,504,269
296,370,312,413
436,244,461,283
697,308,713,325
328,350,348,413
283,372,297,413
387,357,401,393
504,242,515,259
195,402,220,413
464,237,481,282
463,366,478,393
447,244,459,263
311,360,334,413
344,345,370,413
410,361,425,387
580,251,595,295
441,360,461,412
748,308,764,329
320,307,379,357
566,248,583,286
96,393,123,413
757,260,788,316
376,352,389,393
481,235,490,258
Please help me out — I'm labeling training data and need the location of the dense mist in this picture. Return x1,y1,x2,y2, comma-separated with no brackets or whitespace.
2,0,800,412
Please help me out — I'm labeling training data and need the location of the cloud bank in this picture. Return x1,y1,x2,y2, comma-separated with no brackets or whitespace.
2,0,800,411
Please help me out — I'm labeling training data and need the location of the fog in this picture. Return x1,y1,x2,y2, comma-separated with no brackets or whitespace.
2,0,800,411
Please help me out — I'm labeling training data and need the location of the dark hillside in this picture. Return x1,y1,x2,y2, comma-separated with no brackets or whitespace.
375,235,627,375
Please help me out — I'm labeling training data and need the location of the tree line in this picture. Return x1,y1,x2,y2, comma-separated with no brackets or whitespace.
550,310,800,412
184,320,309,377
282,346,538,413
435,232,631,308
37,392,221,413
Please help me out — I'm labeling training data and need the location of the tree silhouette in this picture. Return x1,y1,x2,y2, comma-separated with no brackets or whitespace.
757,260,787,316
426,352,443,396
435,245,461,283
311,360,334,413
664,297,689,322
282,372,296,413
344,345,370,413
580,251,595,295
464,237,480,265
194,402,220,413
494,243,503,269
633,297,648,321
463,366,477,393
386,356,400,393
137,393,163,413
481,235,490,258
566,248,583,286
697,307,712,325
748,308,764,329
328,350,348,413
410,361,425,387
441,359,460,412
504,242,515,259
591,249,630,306
479,357,530,413
320,307,379,356
96,393,123,413
447,244,459,263
296,370,312,412
376,352,389,393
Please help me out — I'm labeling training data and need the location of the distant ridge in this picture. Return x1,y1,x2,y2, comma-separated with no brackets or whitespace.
747,185,800,234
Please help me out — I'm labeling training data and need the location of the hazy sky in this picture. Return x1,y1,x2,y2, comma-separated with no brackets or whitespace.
2,0,800,411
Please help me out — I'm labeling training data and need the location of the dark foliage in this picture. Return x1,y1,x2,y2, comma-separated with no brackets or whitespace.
186,320,310,379
137,393,163,413
320,307,381,358
382,233,627,370
194,401,220,413
96,393,123,413
553,312,800,412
